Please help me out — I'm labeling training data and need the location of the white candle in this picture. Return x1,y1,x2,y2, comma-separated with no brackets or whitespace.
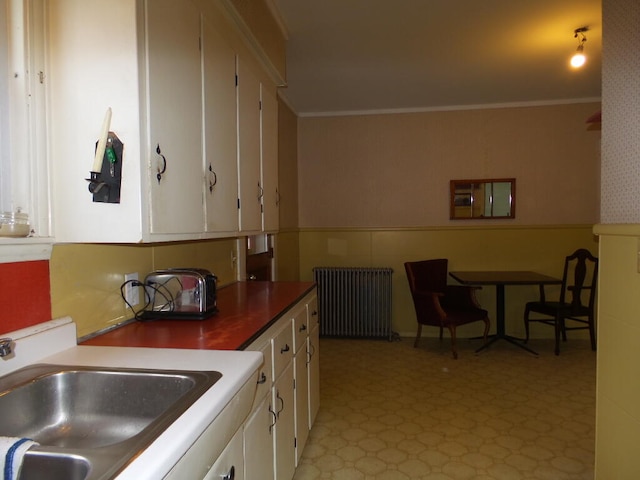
92,107,112,173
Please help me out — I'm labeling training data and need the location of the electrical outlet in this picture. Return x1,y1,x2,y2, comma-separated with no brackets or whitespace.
124,272,139,307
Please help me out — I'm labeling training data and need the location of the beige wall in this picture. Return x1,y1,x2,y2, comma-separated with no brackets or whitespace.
595,0,640,476
298,102,601,227
226,0,286,82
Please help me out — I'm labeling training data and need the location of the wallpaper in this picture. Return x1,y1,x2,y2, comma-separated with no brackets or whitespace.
600,0,640,222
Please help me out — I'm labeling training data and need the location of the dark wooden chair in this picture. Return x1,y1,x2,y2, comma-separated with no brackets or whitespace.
404,259,490,359
524,248,598,355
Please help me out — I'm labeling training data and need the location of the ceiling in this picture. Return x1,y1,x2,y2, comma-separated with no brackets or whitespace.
272,0,602,116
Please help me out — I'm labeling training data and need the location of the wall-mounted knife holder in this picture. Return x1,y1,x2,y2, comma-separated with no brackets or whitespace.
87,133,124,203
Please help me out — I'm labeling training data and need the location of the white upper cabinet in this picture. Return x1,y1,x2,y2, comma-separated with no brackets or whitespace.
49,0,205,243
202,15,239,235
261,84,279,233
146,0,204,235
236,57,262,234
47,0,279,243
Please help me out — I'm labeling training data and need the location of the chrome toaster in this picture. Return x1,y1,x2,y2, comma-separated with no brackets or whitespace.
141,268,218,320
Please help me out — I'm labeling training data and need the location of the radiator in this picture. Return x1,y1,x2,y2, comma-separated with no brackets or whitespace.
313,267,394,340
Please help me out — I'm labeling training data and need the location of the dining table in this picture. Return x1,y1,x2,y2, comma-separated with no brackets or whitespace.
448,270,562,354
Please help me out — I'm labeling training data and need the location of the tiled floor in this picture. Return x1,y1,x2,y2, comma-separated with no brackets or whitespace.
294,336,595,480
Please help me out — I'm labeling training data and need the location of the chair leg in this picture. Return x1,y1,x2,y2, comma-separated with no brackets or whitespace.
523,307,530,344
554,314,562,355
449,326,458,359
482,318,490,345
560,317,568,342
414,324,422,348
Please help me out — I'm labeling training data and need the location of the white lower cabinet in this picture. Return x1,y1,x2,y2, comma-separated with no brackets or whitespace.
307,295,320,428
292,302,310,465
244,289,318,480
244,340,275,480
273,361,295,480
204,428,244,480
243,394,275,480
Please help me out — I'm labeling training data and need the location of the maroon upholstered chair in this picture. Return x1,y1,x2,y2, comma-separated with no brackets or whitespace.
524,248,598,355
404,259,490,359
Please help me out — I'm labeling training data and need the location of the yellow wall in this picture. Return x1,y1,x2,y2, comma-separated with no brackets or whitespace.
594,227,640,477
299,225,598,339
50,238,238,339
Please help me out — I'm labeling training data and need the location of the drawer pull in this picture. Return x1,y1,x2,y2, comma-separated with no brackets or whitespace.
280,344,290,354
257,372,267,384
299,324,307,332
220,465,235,480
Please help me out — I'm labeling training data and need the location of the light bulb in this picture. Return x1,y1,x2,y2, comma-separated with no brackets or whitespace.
570,52,586,68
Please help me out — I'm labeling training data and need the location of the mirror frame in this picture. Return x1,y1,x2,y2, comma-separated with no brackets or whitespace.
449,178,516,220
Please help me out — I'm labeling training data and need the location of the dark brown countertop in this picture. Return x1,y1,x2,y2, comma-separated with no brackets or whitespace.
82,281,316,351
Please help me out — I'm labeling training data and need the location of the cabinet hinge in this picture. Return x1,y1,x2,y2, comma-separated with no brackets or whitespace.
259,100,262,111
237,198,240,209
235,74,238,87
294,437,297,448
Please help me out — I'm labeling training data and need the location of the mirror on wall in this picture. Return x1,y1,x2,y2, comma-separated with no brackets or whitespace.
450,178,515,220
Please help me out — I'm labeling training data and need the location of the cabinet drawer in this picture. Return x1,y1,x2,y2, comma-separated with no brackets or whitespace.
272,322,293,380
291,304,308,353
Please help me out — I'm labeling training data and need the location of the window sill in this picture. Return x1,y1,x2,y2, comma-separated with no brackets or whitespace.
0,237,53,263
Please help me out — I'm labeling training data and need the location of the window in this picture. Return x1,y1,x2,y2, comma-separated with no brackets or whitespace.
1,0,48,228
0,0,51,260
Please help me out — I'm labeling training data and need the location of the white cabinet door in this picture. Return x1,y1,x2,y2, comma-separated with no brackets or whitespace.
273,362,295,480
203,427,244,480
307,294,320,428
260,84,279,232
146,0,204,234
237,57,262,233
202,16,239,235
291,302,310,464
308,320,320,429
243,394,275,480
294,347,310,465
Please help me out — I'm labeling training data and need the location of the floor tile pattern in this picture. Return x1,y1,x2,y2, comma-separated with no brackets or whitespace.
293,337,595,480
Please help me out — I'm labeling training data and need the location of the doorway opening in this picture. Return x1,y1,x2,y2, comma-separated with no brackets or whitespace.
246,234,274,281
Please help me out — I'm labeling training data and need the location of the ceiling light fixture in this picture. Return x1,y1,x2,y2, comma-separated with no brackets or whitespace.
570,26,589,68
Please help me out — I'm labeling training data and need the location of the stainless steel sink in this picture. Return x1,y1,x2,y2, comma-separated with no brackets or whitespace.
0,364,222,480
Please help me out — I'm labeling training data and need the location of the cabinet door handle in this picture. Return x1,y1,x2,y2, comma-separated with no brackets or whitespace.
299,324,307,332
155,144,167,184
276,390,284,418
280,344,290,354
220,465,235,480
275,187,280,206
268,405,277,433
307,343,315,365
208,164,217,193
257,372,267,384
